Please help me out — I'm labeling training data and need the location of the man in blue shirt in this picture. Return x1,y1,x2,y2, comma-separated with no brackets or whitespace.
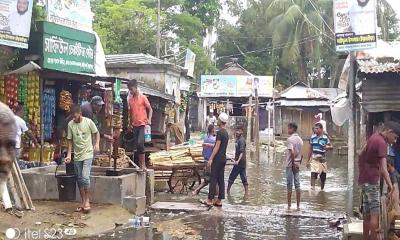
307,122,333,190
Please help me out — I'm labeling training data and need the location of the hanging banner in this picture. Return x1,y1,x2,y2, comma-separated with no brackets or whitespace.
334,0,377,52
46,0,93,32
184,49,196,78
0,0,34,49
201,75,237,97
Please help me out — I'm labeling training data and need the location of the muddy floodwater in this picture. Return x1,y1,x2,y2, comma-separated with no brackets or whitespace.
94,143,355,240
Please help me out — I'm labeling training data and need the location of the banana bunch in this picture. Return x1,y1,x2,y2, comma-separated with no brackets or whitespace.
59,90,73,112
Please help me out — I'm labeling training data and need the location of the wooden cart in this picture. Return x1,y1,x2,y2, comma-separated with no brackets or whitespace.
151,162,205,194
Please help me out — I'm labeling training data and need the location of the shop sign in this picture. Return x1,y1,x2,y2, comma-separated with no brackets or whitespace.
201,75,237,97
201,75,273,98
334,0,377,52
0,0,34,49
39,22,96,74
46,0,93,32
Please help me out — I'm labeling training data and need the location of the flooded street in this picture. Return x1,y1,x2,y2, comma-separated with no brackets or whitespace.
92,141,354,240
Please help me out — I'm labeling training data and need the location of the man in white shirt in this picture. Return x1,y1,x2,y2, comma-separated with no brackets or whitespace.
349,0,376,35
14,105,37,159
206,112,216,127
8,0,33,37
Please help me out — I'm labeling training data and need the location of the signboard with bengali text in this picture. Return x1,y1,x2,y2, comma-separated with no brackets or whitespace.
201,75,273,98
46,0,93,32
334,0,377,52
38,22,96,74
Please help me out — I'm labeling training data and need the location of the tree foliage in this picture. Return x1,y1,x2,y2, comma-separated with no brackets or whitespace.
216,0,399,88
92,0,218,81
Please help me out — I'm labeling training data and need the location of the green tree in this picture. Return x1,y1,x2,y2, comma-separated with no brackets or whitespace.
92,0,157,54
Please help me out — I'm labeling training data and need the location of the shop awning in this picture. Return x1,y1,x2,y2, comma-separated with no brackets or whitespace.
8,61,41,74
120,83,175,102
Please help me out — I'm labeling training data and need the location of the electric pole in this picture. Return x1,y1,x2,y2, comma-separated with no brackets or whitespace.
156,0,161,58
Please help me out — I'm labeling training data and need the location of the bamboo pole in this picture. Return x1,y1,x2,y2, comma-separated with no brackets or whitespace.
13,161,34,209
11,163,29,210
8,173,23,210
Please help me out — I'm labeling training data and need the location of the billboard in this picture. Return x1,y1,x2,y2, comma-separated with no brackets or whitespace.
201,75,237,97
334,0,377,52
0,0,34,48
184,48,196,78
47,0,93,32
236,76,273,97
201,75,273,97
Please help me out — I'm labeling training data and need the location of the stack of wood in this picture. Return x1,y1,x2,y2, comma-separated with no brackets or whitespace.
110,148,132,168
93,154,111,167
189,146,204,162
2,160,34,213
94,148,134,168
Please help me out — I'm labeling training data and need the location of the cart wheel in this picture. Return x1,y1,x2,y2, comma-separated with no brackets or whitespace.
169,168,200,194
188,170,201,190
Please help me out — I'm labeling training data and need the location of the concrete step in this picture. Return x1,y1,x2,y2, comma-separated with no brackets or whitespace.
123,195,147,215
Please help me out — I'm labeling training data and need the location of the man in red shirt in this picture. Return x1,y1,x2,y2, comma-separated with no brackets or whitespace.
127,80,153,170
358,121,400,240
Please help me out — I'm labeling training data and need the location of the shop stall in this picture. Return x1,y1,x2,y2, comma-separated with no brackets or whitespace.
0,62,122,167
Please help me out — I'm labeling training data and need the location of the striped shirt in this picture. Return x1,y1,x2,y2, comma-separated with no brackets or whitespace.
310,134,330,158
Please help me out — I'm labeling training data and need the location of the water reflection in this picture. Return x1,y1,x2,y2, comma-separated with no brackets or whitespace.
106,142,351,239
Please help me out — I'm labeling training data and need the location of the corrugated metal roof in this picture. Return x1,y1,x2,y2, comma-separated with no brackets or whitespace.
279,82,328,100
357,59,400,74
106,54,170,66
276,99,330,107
219,62,254,76
313,88,344,101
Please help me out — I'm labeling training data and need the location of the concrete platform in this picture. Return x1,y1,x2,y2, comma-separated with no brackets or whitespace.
21,166,154,215
151,202,210,212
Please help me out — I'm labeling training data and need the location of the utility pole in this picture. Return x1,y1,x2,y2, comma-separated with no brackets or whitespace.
254,78,260,162
246,96,253,144
156,0,161,58
347,52,356,215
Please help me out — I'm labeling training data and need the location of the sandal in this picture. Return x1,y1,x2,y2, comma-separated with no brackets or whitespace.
75,207,84,212
83,207,91,214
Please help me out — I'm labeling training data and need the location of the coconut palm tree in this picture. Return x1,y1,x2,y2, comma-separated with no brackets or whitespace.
265,0,334,82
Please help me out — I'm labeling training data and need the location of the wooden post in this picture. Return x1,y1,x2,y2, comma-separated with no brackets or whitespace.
267,105,271,159
347,52,356,215
255,89,260,162
246,96,252,144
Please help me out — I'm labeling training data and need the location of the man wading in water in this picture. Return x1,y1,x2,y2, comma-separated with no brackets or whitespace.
307,123,333,190
206,113,229,207
285,122,303,210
